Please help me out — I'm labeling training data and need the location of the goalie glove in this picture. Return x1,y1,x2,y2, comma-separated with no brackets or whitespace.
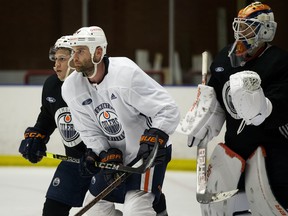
230,71,272,126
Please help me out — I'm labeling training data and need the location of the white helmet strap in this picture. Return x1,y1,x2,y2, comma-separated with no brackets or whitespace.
85,47,105,79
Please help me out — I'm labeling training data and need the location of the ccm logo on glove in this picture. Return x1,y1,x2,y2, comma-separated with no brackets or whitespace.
24,131,46,139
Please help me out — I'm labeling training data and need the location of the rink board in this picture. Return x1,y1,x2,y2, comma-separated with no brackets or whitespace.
0,85,224,170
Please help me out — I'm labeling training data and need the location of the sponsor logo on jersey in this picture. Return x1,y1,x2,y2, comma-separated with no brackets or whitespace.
94,103,125,141
215,67,224,72
55,107,82,147
111,93,117,100
46,96,56,103
82,98,92,105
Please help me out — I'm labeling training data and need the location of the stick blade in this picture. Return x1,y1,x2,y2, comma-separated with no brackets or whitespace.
197,189,239,204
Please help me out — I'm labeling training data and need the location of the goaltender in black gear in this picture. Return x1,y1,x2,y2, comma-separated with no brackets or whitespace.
178,2,288,216
206,2,288,215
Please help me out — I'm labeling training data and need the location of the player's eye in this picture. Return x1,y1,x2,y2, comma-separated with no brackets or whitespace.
55,56,69,62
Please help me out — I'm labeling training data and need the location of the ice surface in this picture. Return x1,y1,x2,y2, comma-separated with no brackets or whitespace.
0,167,201,216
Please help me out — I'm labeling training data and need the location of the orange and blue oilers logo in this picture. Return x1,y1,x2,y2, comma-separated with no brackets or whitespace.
95,103,125,141
63,114,72,123
55,107,82,147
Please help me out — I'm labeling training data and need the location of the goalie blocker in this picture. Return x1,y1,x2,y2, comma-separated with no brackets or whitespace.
176,84,225,147
201,143,288,216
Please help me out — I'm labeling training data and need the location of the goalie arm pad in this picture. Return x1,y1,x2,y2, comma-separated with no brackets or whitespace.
230,71,272,126
176,85,226,147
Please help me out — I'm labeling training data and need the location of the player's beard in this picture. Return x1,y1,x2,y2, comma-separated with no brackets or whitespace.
75,60,95,77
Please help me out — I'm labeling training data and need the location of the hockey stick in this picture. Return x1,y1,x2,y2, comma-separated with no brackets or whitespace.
74,172,128,216
37,139,159,174
74,138,160,216
196,51,238,204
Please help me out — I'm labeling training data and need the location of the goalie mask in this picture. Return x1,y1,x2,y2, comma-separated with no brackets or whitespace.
228,2,277,68
69,26,108,78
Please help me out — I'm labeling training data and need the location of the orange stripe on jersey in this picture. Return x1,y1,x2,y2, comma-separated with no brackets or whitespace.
144,168,151,192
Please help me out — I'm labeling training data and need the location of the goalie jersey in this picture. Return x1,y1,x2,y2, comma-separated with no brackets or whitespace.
208,44,288,159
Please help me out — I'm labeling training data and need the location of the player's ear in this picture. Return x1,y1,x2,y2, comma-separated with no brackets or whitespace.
93,47,102,63
95,46,103,57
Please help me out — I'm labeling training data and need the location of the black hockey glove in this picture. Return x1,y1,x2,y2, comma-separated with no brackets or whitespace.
79,148,101,177
137,128,169,165
99,148,123,185
19,127,49,163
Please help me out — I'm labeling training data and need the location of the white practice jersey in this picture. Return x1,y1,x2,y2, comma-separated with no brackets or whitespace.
62,57,180,164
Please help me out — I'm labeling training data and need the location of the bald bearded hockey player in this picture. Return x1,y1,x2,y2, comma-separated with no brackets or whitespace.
62,26,180,216
178,2,288,216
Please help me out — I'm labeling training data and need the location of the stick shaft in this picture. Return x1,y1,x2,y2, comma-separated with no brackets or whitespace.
45,152,80,163
197,51,209,193
196,51,208,200
74,172,129,216
195,51,239,203
39,139,158,174
189,51,209,112
202,51,208,85
196,142,208,195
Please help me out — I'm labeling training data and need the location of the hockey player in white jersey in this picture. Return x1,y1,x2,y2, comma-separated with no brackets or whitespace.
62,26,180,216
178,2,288,216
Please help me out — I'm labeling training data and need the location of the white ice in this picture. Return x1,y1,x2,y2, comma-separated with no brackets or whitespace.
0,167,201,216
